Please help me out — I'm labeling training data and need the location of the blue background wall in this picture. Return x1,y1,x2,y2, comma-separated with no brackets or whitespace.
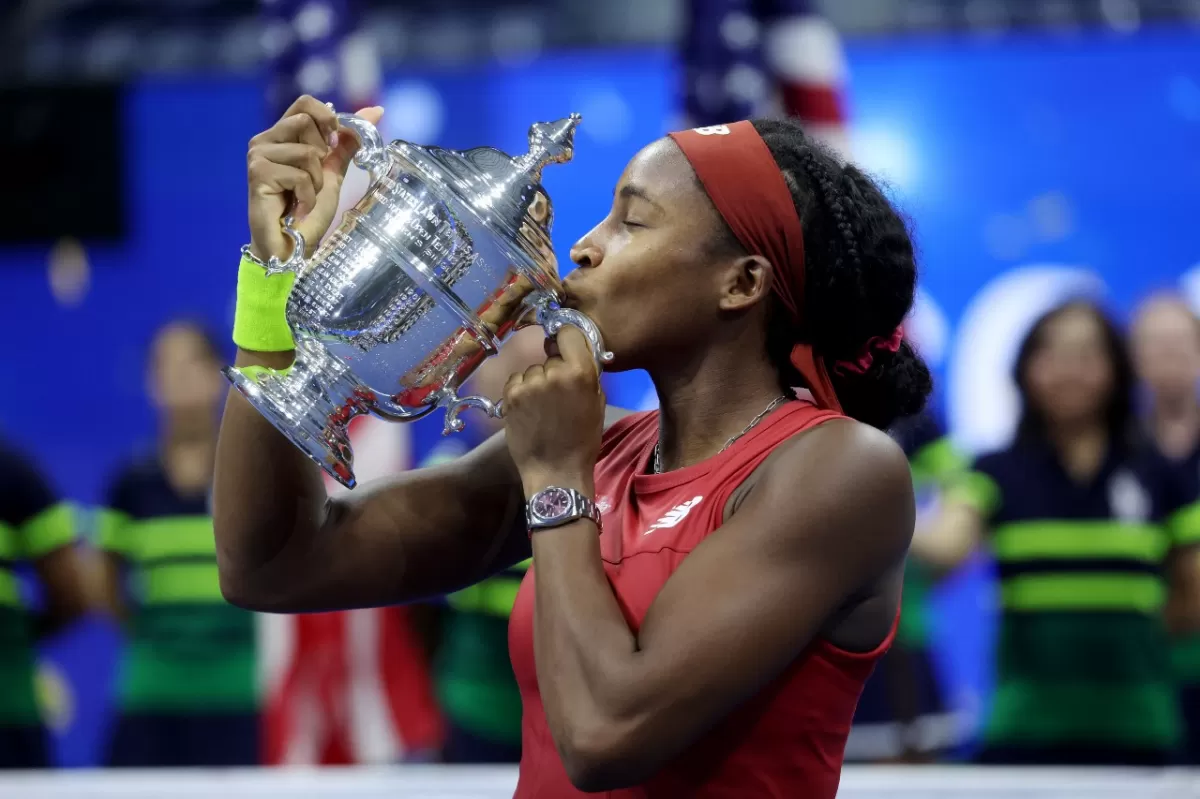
4,28,1200,765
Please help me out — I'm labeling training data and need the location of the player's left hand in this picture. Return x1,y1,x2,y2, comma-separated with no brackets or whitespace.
502,325,605,496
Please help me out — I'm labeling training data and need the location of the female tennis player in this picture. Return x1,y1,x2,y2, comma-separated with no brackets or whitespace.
215,96,931,797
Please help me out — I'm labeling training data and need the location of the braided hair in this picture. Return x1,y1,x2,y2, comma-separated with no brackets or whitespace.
743,118,932,430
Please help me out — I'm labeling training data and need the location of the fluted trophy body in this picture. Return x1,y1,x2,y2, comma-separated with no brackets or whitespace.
224,114,611,488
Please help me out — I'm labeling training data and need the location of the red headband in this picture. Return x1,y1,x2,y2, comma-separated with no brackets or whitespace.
669,121,844,412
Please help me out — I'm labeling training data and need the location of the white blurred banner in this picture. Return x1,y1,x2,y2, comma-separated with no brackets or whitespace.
4,767,1200,799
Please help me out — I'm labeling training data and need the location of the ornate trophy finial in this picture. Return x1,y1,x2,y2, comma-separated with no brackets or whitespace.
516,114,582,180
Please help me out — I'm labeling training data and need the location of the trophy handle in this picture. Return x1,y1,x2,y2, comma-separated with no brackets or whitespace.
437,292,613,436
264,112,386,278
265,112,386,277
441,390,503,436
263,215,307,277
335,112,388,178
527,291,615,369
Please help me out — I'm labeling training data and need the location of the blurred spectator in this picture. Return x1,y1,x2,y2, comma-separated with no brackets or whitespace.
431,326,547,764
849,410,967,762
97,320,259,767
1130,294,1200,764
0,440,91,768
918,300,1200,765
1132,295,1200,461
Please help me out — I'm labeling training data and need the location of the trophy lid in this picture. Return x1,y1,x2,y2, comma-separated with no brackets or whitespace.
385,114,581,282
429,114,581,262
497,114,581,238
516,114,581,183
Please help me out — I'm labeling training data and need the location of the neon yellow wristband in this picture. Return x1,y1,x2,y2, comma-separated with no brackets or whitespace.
232,253,296,352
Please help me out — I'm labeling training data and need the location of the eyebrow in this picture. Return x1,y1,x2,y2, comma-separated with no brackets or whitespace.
616,183,663,211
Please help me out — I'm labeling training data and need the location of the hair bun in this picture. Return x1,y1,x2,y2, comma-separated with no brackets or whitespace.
831,341,932,429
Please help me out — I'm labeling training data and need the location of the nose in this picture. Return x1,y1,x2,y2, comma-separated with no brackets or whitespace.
569,235,602,270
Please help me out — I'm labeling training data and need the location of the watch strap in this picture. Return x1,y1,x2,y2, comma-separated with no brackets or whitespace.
526,487,602,533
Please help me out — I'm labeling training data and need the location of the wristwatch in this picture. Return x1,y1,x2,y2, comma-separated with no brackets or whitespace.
526,486,603,533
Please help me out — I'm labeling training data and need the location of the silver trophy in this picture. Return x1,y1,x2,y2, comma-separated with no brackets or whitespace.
224,112,611,489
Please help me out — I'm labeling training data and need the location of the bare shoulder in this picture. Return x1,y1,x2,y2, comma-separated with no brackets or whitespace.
778,418,910,486
755,418,914,558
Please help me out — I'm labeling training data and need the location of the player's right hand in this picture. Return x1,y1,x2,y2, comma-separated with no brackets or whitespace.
246,95,385,263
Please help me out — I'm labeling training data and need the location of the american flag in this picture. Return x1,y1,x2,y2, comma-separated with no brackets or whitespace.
257,0,444,767
682,0,851,157
263,0,380,120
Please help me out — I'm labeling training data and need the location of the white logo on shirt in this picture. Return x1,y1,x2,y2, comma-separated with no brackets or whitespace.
693,125,731,136
1108,469,1151,523
596,496,612,514
642,496,705,535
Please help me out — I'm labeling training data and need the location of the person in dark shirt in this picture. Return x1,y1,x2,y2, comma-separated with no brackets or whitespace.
99,320,259,767
0,439,91,768
919,300,1200,765
1130,294,1200,763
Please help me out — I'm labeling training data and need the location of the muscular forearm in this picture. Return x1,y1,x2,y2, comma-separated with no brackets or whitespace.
532,525,645,776
529,476,655,786
213,348,328,602
214,349,534,612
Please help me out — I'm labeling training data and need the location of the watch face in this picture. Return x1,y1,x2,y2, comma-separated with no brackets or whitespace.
532,487,572,520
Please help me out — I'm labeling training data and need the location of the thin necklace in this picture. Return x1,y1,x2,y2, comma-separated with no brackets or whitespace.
652,395,790,475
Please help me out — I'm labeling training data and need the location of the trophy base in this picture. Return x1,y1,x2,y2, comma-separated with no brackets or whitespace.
223,336,367,489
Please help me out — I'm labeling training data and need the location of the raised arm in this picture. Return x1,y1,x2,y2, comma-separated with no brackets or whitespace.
214,382,530,612
215,366,628,614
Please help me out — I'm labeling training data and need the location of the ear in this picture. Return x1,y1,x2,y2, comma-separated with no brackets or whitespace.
717,254,773,312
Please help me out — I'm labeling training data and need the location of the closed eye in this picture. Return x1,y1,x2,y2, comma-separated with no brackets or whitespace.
622,219,646,229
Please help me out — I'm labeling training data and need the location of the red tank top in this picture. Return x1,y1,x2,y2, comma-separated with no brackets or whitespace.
508,401,898,798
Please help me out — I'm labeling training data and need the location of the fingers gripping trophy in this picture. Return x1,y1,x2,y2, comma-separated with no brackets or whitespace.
230,96,611,489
